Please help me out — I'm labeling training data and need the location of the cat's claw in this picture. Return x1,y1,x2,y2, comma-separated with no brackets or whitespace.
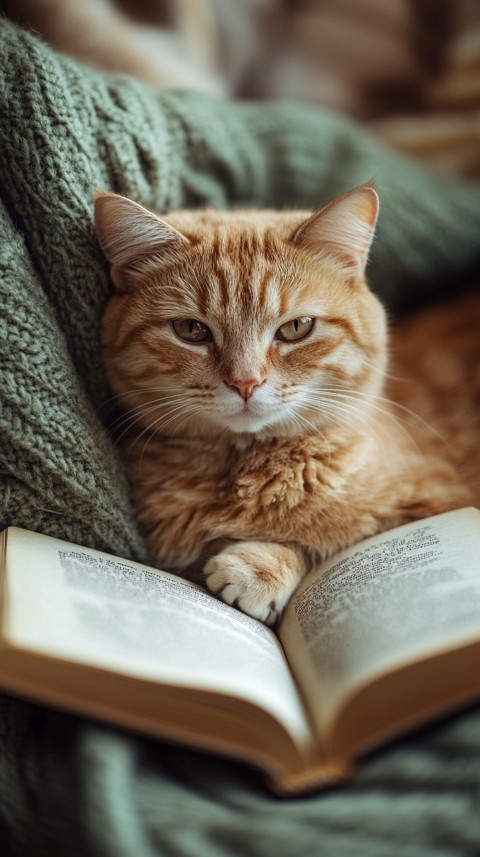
203,541,303,626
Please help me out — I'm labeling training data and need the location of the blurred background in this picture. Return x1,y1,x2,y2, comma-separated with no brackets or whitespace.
2,0,480,177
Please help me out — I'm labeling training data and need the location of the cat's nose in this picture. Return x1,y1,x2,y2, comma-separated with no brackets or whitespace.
225,378,264,400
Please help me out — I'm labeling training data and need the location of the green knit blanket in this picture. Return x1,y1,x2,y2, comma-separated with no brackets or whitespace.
1,18,480,857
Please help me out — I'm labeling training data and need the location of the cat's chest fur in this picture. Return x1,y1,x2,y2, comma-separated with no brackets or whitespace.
125,434,344,566
124,426,459,572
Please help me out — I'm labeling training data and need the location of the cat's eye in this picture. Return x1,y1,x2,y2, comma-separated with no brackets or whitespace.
276,317,315,342
172,319,212,343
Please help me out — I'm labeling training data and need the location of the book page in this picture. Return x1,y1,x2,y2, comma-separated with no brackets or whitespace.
279,508,480,738
2,528,312,752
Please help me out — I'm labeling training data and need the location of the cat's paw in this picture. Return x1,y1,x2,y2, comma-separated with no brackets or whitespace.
203,541,304,626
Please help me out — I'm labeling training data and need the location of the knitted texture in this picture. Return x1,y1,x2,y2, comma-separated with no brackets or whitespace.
0,17,480,857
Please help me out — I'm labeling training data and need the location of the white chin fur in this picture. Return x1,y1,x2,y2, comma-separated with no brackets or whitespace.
216,410,282,435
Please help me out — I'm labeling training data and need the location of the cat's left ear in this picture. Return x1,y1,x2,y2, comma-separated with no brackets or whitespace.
94,191,190,291
292,185,379,278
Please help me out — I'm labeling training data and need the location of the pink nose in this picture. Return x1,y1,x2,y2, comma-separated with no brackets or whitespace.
226,378,263,400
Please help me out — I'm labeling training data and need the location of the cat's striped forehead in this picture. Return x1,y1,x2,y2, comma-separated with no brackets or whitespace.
189,228,290,320
143,214,330,326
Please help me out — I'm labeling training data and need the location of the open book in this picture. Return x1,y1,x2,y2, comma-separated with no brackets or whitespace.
1,508,480,794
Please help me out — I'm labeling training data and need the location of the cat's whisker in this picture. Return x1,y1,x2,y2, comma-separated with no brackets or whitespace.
109,396,186,422
361,355,408,383
109,393,211,451
140,408,200,463
310,391,405,434
303,400,375,437
289,410,333,463
108,398,189,442
142,401,208,457
110,407,166,447
143,401,200,434
300,393,393,447
308,387,406,425
289,407,324,436
99,386,191,410
128,402,201,460
320,387,445,443
306,391,423,451
309,391,398,426
100,386,211,410
156,403,205,442
108,397,192,433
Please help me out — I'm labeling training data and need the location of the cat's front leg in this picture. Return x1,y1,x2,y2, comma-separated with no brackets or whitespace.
203,542,307,626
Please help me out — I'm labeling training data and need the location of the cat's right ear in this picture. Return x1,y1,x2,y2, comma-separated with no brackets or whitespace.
94,191,190,291
291,185,379,278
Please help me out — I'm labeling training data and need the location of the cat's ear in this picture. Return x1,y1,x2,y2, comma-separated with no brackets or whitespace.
94,191,190,291
292,185,379,277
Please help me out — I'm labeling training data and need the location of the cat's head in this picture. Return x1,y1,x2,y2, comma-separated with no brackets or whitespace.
95,186,387,440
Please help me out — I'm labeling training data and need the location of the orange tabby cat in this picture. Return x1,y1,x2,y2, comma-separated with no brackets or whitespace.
94,186,479,625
